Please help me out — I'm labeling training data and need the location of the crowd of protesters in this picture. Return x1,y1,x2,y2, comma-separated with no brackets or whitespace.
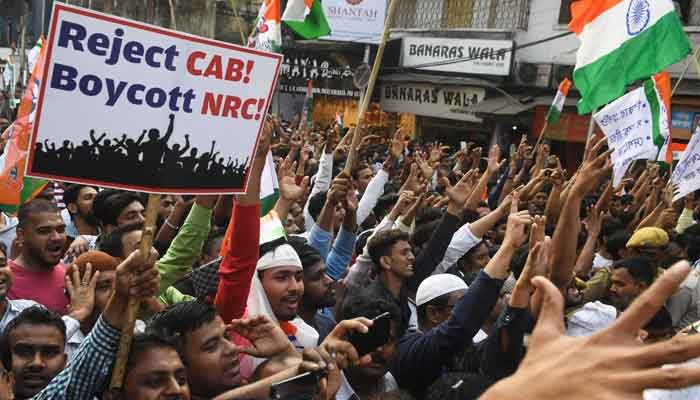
2,109,700,400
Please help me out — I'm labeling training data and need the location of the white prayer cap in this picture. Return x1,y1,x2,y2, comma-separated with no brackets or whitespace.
416,274,468,306
566,301,617,337
256,243,302,271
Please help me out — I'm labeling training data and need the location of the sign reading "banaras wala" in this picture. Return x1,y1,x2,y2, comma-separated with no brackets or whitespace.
27,3,282,194
401,37,513,76
380,83,486,122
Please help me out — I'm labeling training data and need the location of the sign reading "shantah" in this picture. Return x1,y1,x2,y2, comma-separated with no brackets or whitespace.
401,37,513,76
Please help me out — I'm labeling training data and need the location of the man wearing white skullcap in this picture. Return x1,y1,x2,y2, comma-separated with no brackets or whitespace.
389,202,531,398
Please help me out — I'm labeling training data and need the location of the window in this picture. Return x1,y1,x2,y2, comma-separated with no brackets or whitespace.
675,0,700,25
558,0,573,25
443,0,474,28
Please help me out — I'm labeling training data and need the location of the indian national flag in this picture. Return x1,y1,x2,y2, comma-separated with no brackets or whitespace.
570,0,690,114
0,38,48,215
546,78,572,124
260,151,279,216
249,0,282,53
283,0,331,40
645,71,673,163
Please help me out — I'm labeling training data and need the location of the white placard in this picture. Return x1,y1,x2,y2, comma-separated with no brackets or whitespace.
594,87,658,188
401,37,513,76
380,83,485,122
320,0,387,43
27,3,282,194
671,129,700,201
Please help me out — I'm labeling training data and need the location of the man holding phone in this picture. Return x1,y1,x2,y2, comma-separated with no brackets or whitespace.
336,294,403,400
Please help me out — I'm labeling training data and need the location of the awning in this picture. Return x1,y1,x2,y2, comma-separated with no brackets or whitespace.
470,95,579,116
380,72,504,88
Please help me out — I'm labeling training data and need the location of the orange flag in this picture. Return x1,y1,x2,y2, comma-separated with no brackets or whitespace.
0,38,48,212
653,71,673,164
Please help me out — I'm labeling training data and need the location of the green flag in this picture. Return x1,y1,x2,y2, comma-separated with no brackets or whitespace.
283,0,331,40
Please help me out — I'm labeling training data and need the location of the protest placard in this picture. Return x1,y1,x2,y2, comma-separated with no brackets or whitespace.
671,128,700,201
26,3,282,194
593,87,658,187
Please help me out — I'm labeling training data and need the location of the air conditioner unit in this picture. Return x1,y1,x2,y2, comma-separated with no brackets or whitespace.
552,64,575,88
513,62,551,88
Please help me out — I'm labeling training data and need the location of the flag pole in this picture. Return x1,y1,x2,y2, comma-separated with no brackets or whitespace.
230,0,247,45
534,120,549,150
671,45,700,97
109,193,162,390
344,0,399,174
585,107,598,149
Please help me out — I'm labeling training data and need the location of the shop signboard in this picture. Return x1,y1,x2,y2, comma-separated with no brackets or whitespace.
380,83,485,122
401,37,513,76
320,0,387,43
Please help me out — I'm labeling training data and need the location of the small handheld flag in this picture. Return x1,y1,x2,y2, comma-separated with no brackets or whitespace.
546,78,572,124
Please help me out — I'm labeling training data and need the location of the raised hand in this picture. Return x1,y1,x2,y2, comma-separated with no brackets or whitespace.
320,318,374,369
428,142,444,164
415,156,434,181
483,261,700,400
229,315,294,358
255,118,274,160
504,191,532,248
388,128,405,161
343,182,359,213
115,248,160,300
486,144,503,175
300,347,341,400
278,161,309,202
571,135,613,197
66,262,99,323
444,169,478,215
400,163,422,193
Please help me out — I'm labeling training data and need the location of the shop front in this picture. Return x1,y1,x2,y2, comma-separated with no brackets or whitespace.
278,47,366,127
379,81,489,144
375,33,514,145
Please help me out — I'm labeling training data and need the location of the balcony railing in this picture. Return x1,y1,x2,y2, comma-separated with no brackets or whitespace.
393,0,529,31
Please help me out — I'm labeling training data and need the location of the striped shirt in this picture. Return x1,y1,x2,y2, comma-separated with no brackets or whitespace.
33,316,120,400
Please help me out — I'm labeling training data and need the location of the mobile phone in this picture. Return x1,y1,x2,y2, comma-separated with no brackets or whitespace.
270,371,321,400
460,141,467,151
348,312,391,357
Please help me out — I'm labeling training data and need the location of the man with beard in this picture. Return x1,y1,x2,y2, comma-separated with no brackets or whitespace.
289,238,337,342
8,200,68,314
62,184,99,239
608,257,655,311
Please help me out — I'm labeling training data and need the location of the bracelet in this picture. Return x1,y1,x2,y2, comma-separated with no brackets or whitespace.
164,219,180,230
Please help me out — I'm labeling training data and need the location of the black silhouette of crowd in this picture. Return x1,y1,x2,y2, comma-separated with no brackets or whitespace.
31,114,250,189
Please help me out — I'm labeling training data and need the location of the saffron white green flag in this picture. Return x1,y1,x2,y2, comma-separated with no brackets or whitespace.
27,37,43,73
546,78,572,124
249,0,282,53
646,71,673,164
282,0,331,40
569,0,690,114
260,151,279,216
